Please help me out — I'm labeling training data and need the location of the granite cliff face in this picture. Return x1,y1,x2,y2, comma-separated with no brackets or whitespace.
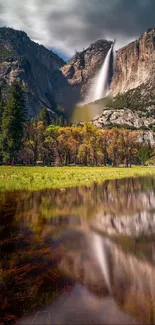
111,28,155,96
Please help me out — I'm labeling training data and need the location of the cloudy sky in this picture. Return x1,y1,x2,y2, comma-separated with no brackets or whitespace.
0,0,155,58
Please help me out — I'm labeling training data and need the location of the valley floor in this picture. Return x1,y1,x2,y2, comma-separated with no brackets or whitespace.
0,166,155,191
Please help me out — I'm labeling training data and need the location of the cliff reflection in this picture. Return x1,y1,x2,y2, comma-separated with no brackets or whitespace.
9,176,155,227
0,176,155,324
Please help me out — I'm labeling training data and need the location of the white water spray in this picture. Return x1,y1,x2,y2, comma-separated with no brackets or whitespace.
93,44,113,101
84,43,114,104
92,233,112,293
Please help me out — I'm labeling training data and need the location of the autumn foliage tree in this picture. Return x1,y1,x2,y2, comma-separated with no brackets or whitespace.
20,120,152,167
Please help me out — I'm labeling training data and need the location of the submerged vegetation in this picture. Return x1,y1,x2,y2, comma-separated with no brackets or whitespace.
0,166,155,191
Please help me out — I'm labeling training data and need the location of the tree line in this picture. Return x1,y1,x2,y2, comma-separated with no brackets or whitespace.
0,81,154,166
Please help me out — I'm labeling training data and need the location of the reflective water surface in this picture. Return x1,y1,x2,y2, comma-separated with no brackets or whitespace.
0,176,155,324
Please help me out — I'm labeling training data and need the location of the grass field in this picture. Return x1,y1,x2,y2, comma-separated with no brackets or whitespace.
0,166,155,191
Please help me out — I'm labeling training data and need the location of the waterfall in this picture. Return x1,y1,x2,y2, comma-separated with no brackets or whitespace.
93,44,113,101
84,43,113,104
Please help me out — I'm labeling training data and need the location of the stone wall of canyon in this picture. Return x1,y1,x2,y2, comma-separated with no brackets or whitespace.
111,28,155,95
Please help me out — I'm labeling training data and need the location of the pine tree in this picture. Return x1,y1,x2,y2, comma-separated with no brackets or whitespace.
1,81,25,164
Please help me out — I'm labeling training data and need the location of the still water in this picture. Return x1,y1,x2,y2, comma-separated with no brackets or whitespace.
0,176,155,324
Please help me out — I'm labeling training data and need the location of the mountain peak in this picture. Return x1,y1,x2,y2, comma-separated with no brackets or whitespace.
0,26,28,43
0,26,65,65
89,38,113,48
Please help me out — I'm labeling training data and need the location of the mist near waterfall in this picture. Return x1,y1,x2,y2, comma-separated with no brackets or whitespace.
71,43,114,123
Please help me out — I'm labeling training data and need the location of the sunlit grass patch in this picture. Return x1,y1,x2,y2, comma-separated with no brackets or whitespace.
0,166,155,191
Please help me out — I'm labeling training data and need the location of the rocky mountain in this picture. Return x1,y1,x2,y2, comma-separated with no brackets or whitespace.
0,27,112,117
0,27,67,117
1,26,155,131
61,39,113,102
67,27,155,133
62,27,155,118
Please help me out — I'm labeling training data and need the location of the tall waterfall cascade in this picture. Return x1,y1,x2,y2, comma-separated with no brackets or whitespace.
84,43,114,104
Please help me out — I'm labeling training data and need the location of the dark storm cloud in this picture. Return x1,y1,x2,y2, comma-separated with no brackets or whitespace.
0,0,154,56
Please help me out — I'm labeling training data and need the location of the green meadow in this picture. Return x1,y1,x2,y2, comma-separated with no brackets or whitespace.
0,166,155,191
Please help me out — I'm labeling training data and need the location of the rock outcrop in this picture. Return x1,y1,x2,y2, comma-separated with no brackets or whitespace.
93,107,155,130
93,108,155,146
